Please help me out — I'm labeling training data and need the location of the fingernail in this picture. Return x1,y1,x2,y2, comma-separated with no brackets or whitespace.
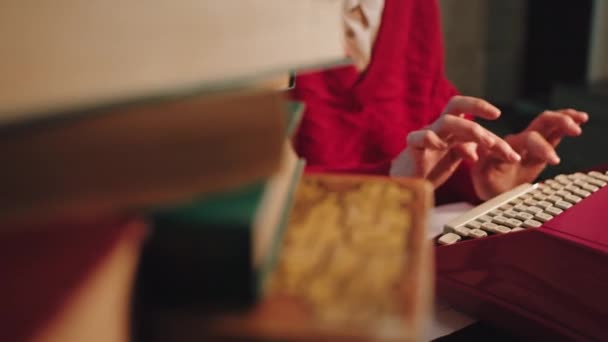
510,151,521,162
581,113,589,122
483,135,495,146
552,155,561,164
490,108,501,116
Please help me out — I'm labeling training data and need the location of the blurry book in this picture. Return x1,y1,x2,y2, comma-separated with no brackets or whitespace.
285,101,305,137
0,0,345,119
136,174,435,342
134,105,305,315
257,72,296,92
0,216,147,342
204,174,435,341
0,89,286,225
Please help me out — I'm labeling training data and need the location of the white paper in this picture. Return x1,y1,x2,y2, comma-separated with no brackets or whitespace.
428,202,475,238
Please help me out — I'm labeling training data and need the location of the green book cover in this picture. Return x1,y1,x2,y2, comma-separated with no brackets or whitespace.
152,182,265,226
257,158,305,292
286,101,305,138
137,101,306,309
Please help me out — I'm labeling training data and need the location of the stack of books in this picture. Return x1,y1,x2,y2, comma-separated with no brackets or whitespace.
0,1,345,341
135,102,307,312
135,174,435,341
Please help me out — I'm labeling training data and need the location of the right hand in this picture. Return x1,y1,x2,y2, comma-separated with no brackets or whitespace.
389,96,522,188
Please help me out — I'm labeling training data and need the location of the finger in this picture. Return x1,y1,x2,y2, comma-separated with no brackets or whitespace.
431,114,494,146
455,142,479,162
485,132,522,163
431,115,520,162
519,131,561,165
406,129,448,150
425,143,481,186
529,111,582,138
427,148,464,187
442,95,501,120
558,108,589,124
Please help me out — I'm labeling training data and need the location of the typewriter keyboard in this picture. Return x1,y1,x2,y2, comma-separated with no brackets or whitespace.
437,171,608,245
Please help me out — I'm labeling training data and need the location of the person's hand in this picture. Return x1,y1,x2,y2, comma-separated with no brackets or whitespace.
471,108,588,200
390,96,521,187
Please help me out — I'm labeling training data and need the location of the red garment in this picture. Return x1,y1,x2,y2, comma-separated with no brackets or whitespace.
291,0,479,204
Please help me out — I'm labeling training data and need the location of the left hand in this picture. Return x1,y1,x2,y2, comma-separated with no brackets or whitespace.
471,109,589,200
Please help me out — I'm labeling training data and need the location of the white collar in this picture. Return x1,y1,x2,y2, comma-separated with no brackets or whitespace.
343,0,385,70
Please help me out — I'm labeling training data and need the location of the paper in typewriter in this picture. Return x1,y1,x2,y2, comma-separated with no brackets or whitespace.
211,174,434,341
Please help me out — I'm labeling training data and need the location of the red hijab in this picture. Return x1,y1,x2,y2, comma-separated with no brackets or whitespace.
291,0,479,204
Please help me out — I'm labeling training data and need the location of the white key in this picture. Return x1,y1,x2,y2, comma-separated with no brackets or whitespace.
525,206,543,215
454,226,472,237
500,204,513,211
545,179,559,187
523,219,543,228
524,198,538,206
503,210,519,219
549,183,563,191
572,188,591,198
515,212,534,221
546,195,562,204
589,171,608,183
535,212,553,223
513,204,529,212
586,178,606,188
481,222,499,232
533,193,547,201
564,185,580,193
581,183,599,192
555,175,571,185
545,206,564,216
466,221,482,230
510,198,524,206
493,225,511,234
573,179,588,187
530,190,543,197
520,194,532,201
505,218,523,228
555,200,573,210
489,209,503,217
511,227,525,232
438,233,461,245
568,172,587,180
469,229,488,239
541,187,555,195
556,190,571,198
536,201,553,210
477,215,493,223
443,183,537,233
492,216,510,226
564,194,582,204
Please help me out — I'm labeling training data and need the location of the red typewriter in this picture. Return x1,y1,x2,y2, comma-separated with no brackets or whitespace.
435,170,608,341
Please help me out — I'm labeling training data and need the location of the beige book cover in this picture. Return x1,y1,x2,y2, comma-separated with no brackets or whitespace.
0,0,345,119
207,174,434,341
